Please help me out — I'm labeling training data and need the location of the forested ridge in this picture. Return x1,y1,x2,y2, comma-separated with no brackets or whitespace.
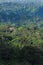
0,1,43,65
0,23,43,65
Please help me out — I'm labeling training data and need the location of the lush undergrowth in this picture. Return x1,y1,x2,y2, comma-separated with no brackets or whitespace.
0,23,43,65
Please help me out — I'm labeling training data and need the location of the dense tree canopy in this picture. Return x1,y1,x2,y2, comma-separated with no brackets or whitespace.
0,23,43,65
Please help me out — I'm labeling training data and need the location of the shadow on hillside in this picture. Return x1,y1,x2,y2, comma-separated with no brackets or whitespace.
0,43,43,65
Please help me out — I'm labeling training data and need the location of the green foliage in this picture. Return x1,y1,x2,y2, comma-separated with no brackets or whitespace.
0,23,43,65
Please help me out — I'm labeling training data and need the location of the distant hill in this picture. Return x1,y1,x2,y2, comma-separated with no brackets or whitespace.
0,2,43,25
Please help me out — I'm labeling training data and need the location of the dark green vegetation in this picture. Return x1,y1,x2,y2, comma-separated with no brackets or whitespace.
0,23,43,65
0,2,43,65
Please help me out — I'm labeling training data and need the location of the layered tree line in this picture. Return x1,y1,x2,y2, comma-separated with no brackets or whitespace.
0,23,43,65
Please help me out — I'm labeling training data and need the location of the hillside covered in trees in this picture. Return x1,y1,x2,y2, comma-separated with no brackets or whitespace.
0,23,43,65
0,0,43,65
0,2,43,26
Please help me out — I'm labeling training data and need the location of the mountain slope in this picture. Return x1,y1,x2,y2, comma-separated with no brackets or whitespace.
0,2,43,25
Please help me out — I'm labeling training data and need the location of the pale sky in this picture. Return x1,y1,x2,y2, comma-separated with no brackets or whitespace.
0,0,43,4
